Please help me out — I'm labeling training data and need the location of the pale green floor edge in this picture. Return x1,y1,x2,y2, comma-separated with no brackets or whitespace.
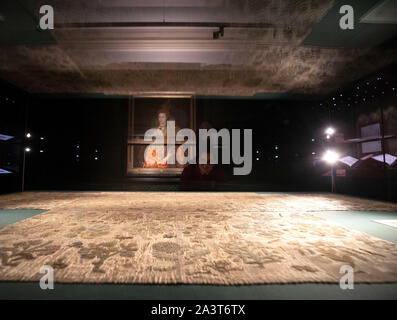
0,209,396,300
0,209,46,228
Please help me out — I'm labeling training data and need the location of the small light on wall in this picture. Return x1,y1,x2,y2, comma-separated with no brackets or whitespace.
325,127,335,136
26,133,31,138
25,147,31,152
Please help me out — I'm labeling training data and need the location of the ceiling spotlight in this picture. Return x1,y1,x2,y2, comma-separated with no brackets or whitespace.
213,26,224,39
322,150,339,164
325,127,335,136
25,147,31,152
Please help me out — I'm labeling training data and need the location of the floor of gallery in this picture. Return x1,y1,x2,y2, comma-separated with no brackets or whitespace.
0,192,397,299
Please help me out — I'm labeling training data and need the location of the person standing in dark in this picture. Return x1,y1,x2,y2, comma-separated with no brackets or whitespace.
180,152,226,190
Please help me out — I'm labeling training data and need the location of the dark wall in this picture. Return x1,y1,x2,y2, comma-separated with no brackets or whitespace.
23,96,332,192
0,81,26,194
24,97,128,190
15,70,397,202
197,99,331,191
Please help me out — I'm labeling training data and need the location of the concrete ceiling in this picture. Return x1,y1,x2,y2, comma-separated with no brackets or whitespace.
0,0,396,97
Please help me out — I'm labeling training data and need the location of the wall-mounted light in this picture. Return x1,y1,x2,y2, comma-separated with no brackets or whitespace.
325,127,335,136
213,26,224,39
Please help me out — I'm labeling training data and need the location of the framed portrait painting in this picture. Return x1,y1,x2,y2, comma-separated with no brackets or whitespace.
127,95,196,176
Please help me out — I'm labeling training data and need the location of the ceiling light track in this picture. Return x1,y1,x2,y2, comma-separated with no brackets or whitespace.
55,21,275,29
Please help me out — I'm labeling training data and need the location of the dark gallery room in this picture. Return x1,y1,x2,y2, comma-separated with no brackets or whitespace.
0,0,397,308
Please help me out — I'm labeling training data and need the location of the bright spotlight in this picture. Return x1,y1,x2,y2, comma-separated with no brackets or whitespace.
25,147,31,152
325,127,335,136
26,133,32,138
322,150,339,164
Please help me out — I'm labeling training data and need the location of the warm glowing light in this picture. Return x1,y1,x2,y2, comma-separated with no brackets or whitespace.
25,147,31,152
322,150,339,164
325,127,335,136
26,133,31,138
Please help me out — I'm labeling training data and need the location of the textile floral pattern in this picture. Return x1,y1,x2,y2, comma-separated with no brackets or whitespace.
0,192,397,284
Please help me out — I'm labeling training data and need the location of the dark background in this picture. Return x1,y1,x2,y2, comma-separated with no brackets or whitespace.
133,97,192,136
1,66,396,201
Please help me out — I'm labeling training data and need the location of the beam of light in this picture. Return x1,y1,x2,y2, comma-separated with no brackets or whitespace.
322,150,339,164
0,134,14,141
0,168,12,174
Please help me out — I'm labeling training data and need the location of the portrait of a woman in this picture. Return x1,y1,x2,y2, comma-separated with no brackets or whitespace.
127,96,193,173
143,101,183,168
